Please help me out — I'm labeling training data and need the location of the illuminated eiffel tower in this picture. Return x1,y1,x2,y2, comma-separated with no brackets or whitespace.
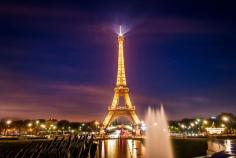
102,26,140,130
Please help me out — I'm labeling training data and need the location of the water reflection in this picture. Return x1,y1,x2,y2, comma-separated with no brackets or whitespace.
207,139,236,157
224,139,236,156
96,138,236,158
96,139,144,158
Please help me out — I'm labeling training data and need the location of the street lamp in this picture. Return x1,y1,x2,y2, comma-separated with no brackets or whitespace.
222,116,229,122
221,124,225,128
5,120,12,136
6,120,12,125
27,123,33,135
94,121,99,126
35,120,40,135
40,124,46,128
203,120,208,125
190,123,195,127
28,123,32,127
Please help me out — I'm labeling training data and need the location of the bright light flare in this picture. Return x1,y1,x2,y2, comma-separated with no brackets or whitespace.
94,121,99,126
119,25,123,36
114,25,130,36
222,116,229,122
28,123,32,127
40,124,46,129
221,124,225,128
6,120,12,125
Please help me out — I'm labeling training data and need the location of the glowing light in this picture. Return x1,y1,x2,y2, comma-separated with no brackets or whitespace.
6,120,12,125
190,123,195,127
35,120,40,124
222,116,229,122
203,120,208,124
106,126,116,131
206,127,225,134
94,121,99,126
125,125,133,130
119,25,123,36
141,120,145,124
225,140,232,153
114,25,130,36
141,121,147,131
40,124,46,129
109,130,121,138
221,124,225,128
141,125,146,131
28,123,32,127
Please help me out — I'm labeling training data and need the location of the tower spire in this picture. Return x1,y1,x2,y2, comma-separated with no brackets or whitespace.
119,25,122,36
116,26,127,86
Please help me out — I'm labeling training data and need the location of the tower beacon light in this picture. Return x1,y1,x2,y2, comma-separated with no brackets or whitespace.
119,25,123,36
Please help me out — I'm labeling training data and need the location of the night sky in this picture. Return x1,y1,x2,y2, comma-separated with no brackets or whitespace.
0,0,235,121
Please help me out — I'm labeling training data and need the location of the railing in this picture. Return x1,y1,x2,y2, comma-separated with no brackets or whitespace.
108,106,135,111
3,134,97,158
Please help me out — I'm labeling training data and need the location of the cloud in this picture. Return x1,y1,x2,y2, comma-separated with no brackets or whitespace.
0,73,235,121
0,67,235,121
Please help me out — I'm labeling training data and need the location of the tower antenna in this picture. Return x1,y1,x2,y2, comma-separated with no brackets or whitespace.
119,25,122,36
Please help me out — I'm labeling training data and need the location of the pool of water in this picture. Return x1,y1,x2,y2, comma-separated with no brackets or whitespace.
96,139,143,158
95,138,209,158
208,139,236,157
0,137,235,158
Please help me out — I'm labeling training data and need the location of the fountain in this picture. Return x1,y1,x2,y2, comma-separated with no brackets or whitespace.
145,105,174,158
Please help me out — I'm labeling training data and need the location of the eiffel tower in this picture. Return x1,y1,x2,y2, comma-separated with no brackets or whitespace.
102,26,140,130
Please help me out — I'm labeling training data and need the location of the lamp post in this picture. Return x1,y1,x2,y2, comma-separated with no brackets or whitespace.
35,120,40,135
94,121,99,132
5,120,12,136
222,116,230,135
203,120,208,125
222,116,229,122
27,123,33,135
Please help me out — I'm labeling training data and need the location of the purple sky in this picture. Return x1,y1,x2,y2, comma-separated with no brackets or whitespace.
0,1,235,121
